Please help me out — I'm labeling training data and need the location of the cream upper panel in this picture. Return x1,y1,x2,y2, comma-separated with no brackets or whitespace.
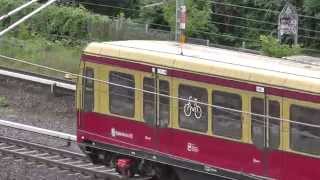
83,41,320,94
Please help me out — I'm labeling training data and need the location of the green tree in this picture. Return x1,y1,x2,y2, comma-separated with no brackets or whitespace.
302,0,320,49
137,0,169,30
163,0,215,37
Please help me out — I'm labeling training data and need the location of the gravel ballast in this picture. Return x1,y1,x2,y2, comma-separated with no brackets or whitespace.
0,75,89,179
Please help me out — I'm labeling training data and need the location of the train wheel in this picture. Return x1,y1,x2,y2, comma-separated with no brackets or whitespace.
87,153,100,164
153,165,178,180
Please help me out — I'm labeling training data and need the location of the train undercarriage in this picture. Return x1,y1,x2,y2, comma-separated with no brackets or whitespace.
81,145,178,180
79,142,220,180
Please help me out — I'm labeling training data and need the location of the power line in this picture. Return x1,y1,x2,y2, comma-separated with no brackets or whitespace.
108,15,261,43
76,1,320,35
299,27,320,34
208,0,280,14
210,21,273,33
298,35,320,41
1,53,320,129
79,1,141,12
208,0,320,21
2,1,315,53
98,15,320,49
192,29,260,43
211,12,277,26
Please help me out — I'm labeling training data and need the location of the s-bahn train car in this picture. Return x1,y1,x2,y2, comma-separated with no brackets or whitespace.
76,40,320,180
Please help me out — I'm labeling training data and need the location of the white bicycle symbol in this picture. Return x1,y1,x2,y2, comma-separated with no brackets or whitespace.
184,96,202,119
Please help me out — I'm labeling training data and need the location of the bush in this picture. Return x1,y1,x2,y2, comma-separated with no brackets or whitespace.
0,36,82,76
0,0,110,45
260,35,302,58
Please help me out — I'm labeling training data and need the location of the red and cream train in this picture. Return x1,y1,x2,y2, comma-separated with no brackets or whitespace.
76,40,320,180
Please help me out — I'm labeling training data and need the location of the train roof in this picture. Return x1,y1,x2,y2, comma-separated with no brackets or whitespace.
83,40,320,95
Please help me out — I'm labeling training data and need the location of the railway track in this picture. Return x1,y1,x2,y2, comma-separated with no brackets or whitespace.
0,67,151,179
0,135,151,180
0,66,75,91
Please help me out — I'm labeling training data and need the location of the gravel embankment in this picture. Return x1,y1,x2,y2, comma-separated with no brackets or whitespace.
0,76,89,179
0,76,76,134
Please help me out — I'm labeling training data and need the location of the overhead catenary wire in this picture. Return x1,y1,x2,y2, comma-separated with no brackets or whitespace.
106,15,320,50
0,0,58,37
1,11,316,54
208,0,320,21
76,1,320,38
1,53,320,130
208,0,280,14
209,21,273,33
0,0,39,22
211,12,277,26
0,0,318,133
1,14,317,54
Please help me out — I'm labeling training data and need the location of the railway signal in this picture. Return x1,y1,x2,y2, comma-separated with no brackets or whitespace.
278,2,298,45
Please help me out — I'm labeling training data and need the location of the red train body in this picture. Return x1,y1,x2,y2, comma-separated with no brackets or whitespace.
77,41,320,180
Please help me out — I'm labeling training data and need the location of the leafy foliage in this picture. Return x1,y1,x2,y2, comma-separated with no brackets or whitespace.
0,0,110,45
163,0,214,37
0,35,82,76
0,0,319,57
260,35,302,58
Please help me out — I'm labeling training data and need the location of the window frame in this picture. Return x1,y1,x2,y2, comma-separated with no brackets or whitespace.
108,70,136,119
250,96,281,150
175,81,210,134
82,66,95,112
142,76,171,128
212,90,243,140
289,103,320,156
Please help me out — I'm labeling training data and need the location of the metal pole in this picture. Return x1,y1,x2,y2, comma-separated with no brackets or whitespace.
0,0,39,22
175,0,179,41
175,0,185,42
0,0,58,37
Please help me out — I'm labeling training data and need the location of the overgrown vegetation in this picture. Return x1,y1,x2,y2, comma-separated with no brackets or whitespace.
0,0,111,44
130,0,320,54
0,0,319,76
0,36,82,76
0,0,98,76
260,35,302,58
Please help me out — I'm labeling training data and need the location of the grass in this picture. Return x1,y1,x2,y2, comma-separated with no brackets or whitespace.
0,36,83,78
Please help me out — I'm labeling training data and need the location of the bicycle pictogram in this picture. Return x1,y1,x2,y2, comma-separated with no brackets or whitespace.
184,96,202,119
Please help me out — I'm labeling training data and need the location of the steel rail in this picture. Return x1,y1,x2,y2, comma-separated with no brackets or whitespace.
0,67,75,91
0,119,76,141
0,136,151,180
0,136,116,179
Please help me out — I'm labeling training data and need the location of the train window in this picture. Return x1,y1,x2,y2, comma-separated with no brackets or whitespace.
290,105,320,155
109,71,135,118
179,85,208,132
159,80,170,127
251,98,280,149
251,97,265,148
212,91,242,139
83,68,94,112
143,78,170,127
268,100,280,149
143,78,155,125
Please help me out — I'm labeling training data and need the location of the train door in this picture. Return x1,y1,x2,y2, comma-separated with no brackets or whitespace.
79,64,95,130
142,67,171,153
250,86,283,179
